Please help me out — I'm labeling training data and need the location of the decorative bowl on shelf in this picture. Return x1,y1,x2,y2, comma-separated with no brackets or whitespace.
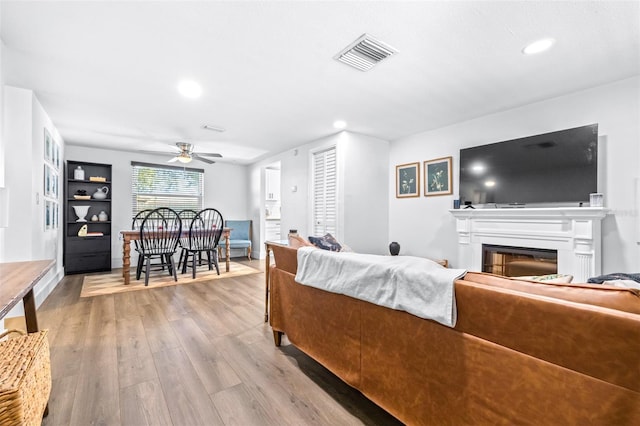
72,205,90,222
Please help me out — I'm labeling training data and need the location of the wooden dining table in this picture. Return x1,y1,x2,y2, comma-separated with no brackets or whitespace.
120,228,232,285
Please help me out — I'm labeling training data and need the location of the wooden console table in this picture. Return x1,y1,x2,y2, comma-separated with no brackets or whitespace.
0,259,54,333
0,259,55,417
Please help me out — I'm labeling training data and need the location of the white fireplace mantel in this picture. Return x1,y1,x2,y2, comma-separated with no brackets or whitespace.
450,207,608,282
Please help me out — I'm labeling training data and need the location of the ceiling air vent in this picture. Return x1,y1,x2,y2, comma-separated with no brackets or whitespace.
334,33,398,72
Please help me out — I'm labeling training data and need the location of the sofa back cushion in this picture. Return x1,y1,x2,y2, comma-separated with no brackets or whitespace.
453,279,640,393
463,271,640,314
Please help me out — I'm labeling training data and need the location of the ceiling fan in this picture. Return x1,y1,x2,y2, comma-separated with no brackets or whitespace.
167,142,222,164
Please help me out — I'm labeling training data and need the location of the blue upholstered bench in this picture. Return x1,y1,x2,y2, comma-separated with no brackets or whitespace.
218,219,252,260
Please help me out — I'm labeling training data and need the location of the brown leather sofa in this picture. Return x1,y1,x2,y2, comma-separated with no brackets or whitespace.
268,245,640,425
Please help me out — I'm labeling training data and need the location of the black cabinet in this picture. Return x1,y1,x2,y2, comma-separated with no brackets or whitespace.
64,161,112,274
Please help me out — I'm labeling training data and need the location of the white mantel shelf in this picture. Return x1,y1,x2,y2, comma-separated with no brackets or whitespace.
450,207,609,282
449,207,609,220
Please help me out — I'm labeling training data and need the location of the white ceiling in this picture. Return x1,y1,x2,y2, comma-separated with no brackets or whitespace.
2,1,639,165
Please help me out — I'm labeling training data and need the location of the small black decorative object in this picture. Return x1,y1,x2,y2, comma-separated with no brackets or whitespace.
389,241,400,256
75,189,87,196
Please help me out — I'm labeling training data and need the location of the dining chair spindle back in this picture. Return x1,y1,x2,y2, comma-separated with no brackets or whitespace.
138,207,182,286
182,208,224,278
178,209,199,270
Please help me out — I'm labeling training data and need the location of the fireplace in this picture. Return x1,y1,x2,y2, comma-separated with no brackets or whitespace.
482,244,557,277
450,207,607,282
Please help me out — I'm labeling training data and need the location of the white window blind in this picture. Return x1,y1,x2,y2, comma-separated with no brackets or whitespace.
131,162,204,219
312,146,337,236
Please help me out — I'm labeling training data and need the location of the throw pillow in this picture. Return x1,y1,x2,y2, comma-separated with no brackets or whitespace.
308,233,342,252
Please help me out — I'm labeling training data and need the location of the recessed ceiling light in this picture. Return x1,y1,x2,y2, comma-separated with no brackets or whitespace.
333,120,347,129
177,80,202,98
522,38,555,55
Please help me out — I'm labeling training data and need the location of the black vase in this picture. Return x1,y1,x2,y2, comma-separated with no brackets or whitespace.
389,241,400,256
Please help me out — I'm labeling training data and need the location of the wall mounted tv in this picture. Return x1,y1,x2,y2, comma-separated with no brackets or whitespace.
459,124,598,207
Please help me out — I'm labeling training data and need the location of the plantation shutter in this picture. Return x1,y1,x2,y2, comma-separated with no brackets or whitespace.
131,162,204,219
312,146,337,236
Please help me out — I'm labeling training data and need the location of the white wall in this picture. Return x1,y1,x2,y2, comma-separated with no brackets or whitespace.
2,86,65,316
249,130,390,257
338,131,389,254
4,87,32,260
389,76,640,273
65,145,249,267
0,39,5,189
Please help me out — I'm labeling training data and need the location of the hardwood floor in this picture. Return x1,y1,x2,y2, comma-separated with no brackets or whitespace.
34,260,402,426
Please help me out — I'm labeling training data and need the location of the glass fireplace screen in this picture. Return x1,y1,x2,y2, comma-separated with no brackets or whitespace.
482,244,557,277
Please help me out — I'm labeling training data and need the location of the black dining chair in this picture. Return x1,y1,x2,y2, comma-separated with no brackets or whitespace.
138,207,182,286
177,209,199,271
132,209,166,278
181,208,224,278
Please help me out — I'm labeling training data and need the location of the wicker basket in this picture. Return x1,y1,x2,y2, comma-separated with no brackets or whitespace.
0,329,51,426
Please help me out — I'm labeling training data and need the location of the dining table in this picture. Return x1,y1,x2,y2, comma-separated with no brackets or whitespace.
120,227,232,285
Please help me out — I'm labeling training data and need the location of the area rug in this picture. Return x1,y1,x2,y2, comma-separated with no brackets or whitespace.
80,262,261,298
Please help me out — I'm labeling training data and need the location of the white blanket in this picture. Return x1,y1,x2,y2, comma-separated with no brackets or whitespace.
295,247,466,327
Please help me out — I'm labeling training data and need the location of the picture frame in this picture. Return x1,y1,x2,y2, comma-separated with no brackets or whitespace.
43,164,58,199
53,202,59,229
424,156,453,196
44,128,53,164
52,170,58,199
396,162,420,198
45,200,52,230
53,141,60,171
44,164,51,197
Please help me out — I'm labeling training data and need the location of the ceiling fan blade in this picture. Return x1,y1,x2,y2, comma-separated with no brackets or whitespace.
202,125,226,132
196,152,223,158
191,153,216,164
136,150,177,156
168,156,179,163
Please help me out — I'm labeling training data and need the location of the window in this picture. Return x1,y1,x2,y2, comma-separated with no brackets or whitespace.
312,146,337,236
131,162,204,218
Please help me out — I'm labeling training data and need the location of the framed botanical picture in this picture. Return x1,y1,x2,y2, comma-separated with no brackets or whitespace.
396,162,420,198
53,141,60,170
424,156,453,196
44,128,53,163
52,170,58,199
43,164,58,199
54,202,59,229
44,164,51,196
45,200,52,230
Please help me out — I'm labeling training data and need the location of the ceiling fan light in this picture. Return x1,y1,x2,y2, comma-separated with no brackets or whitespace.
177,152,192,163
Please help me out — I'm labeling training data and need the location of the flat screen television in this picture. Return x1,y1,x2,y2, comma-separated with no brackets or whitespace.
459,124,598,207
